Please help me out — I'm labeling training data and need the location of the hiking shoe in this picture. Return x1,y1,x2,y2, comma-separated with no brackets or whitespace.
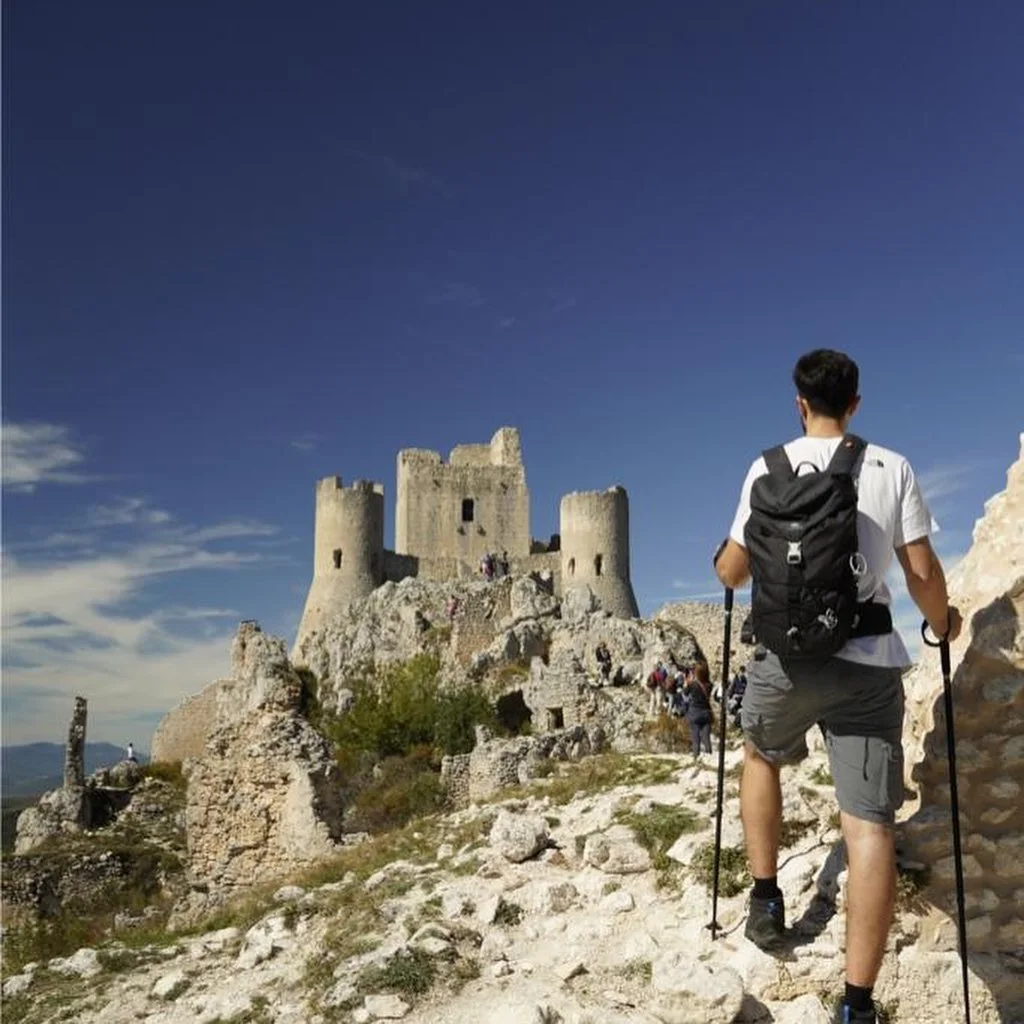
744,893,786,950
832,1001,877,1023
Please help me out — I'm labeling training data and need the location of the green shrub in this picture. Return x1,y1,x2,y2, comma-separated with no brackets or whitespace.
141,761,185,788
348,747,445,833
357,947,437,997
691,841,750,898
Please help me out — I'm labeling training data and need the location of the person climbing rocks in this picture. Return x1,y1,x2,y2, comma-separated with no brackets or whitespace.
595,641,612,681
713,348,962,1024
126,742,137,764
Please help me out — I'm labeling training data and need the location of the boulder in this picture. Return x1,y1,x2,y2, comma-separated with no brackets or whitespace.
649,952,745,1024
490,810,549,863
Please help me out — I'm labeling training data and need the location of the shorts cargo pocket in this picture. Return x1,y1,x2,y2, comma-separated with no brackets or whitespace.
826,733,905,823
874,739,905,818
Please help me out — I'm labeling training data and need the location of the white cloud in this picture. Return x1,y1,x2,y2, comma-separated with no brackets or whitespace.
552,296,577,314
290,433,323,452
345,147,450,197
498,317,517,330
2,422,99,492
2,423,286,745
918,462,976,508
87,497,173,527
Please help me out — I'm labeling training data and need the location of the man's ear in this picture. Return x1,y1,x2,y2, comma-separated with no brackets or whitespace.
847,395,861,420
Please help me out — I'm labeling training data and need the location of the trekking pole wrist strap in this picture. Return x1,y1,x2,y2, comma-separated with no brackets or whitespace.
921,617,950,648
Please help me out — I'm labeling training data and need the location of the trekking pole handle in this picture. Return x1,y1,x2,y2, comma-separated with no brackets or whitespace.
921,619,952,675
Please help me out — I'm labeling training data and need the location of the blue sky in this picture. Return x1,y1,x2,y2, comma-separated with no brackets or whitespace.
3,2,1022,746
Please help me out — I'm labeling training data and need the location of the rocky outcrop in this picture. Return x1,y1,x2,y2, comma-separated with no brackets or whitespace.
901,435,1024,962
174,624,345,924
15,699,140,855
655,600,755,681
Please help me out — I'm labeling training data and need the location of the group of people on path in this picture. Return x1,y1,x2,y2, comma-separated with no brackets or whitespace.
479,550,510,581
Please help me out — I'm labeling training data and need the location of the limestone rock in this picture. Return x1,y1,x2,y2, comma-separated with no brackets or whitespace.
2,973,32,999
562,585,597,623
107,759,143,789
600,889,635,914
901,435,1024,969
583,829,652,874
364,993,411,1018
771,994,832,1024
48,948,102,978
236,915,292,970
649,952,745,1024
510,576,559,621
490,810,549,863
151,969,189,1000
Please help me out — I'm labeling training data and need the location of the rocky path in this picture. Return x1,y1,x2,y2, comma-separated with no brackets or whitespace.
3,747,1011,1024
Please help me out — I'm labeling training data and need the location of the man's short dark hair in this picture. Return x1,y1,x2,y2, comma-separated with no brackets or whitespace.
792,349,859,419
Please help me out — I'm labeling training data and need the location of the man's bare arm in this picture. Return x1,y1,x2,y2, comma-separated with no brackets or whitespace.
714,538,750,590
895,537,962,642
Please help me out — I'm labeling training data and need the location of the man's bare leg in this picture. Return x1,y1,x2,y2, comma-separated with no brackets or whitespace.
842,812,896,987
741,743,782,877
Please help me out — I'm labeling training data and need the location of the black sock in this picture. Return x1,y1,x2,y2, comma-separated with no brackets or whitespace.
845,983,873,1012
752,876,781,899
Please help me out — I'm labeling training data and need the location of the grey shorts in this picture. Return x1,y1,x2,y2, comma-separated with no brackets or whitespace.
740,652,905,824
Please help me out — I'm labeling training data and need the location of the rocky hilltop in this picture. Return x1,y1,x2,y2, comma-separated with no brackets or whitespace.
2,437,1021,1024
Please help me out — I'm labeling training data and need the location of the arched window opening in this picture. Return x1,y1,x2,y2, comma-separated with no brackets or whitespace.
333,549,343,570
594,554,603,576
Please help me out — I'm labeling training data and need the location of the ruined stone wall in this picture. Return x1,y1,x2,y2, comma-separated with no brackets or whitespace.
559,488,638,619
440,754,471,808
901,435,1024,957
654,600,755,681
451,579,514,666
522,657,589,731
151,681,223,764
395,427,530,567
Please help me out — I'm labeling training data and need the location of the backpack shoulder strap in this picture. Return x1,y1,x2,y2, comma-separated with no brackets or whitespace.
761,445,794,481
828,434,867,475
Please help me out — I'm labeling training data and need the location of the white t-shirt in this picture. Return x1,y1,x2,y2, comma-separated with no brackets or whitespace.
729,436,935,668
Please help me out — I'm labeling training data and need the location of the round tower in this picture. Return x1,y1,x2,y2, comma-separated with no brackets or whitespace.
559,487,639,619
295,477,385,649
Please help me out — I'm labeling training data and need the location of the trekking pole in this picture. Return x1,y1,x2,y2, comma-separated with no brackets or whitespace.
921,620,971,1024
706,586,734,940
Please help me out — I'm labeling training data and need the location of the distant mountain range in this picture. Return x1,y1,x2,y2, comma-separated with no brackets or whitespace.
1,743,149,799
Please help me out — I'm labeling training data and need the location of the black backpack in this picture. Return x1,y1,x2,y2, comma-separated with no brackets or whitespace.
744,435,866,660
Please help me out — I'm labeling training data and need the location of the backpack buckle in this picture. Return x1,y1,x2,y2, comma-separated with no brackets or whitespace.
786,542,802,566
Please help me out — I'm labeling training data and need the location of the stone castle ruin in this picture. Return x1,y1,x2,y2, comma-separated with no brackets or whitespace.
295,427,639,647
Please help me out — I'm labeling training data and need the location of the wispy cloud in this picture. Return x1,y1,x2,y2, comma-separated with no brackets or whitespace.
290,432,323,452
552,296,577,314
2,427,286,745
497,317,517,330
346,147,450,197
917,462,977,508
2,422,101,492
87,497,172,527
426,281,486,308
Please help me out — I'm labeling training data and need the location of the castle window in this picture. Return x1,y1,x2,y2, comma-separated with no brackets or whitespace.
333,549,342,570
568,557,575,577
546,707,564,731
461,498,475,523
594,554,603,576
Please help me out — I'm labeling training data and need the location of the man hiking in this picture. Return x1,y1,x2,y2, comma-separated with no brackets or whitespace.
713,349,961,1024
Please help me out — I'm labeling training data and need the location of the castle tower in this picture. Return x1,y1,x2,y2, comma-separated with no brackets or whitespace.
559,487,639,619
295,477,385,647
395,427,530,571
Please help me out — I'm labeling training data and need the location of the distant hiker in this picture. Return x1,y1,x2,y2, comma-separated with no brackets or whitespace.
595,641,612,681
727,667,748,729
713,348,961,1024
480,553,495,581
669,671,689,717
683,661,713,755
499,551,510,577
445,595,460,622
126,742,137,764
645,661,668,715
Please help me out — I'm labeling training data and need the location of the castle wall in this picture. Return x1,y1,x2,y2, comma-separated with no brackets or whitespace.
451,579,514,666
295,477,385,645
395,427,530,567
151,681,223,763
559,488,639,619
